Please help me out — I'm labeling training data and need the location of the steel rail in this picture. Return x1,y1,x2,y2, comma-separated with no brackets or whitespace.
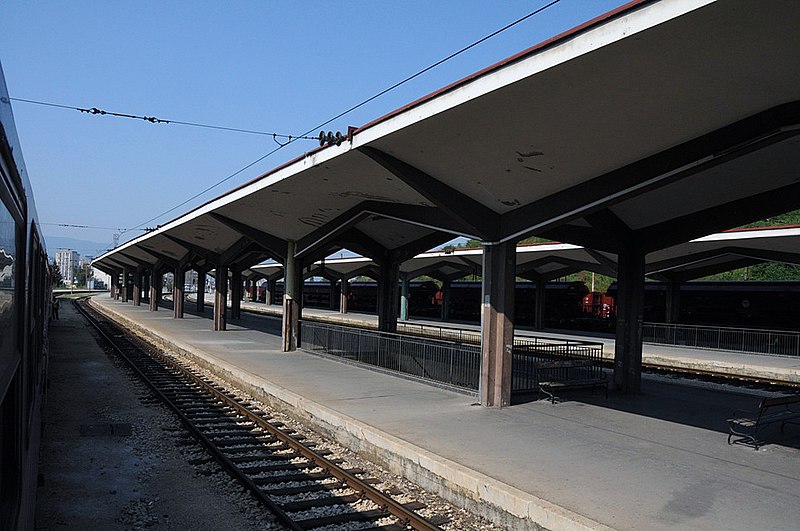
74,300,304,530
77,299,442,531
641,361,800,389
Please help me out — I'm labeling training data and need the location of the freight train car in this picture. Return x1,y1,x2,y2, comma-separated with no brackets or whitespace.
445,280,589,327
263,279,589,327
265,280,440,315
608,280,800,330
0,62,51,529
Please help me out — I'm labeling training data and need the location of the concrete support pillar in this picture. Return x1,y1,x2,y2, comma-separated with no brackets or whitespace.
340,279,349,314
230,267,242,320
665,280,681,324
282,241,301,351
133,270,142,306
377,260,400,333
249,278,258,302
141,271,153,302
121,269,129,302
111,272,119,299
266,278,276,305
613,244,646,394
441,279,451,322
399,272,410,321
214,266,228,331
196,269,206,313
328,279,338,311
149,268,159,311
174,267,185,318
155,273,162,305
480,241,516,408
534,277,546,330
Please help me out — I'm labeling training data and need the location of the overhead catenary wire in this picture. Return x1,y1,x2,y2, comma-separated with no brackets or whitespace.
41,222,145,232
7,96,318,142
61,0,564,240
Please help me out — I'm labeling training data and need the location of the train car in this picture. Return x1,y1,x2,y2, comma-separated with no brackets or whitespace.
263,279,590,327
265,280,440,315
445,280,589,327
606,280,800,330
677,281,800,329
0,61,51,529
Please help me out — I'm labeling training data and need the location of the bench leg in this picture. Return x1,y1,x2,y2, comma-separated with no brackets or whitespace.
539,386,557,404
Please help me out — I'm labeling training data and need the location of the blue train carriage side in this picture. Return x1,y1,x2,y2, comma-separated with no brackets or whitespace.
0,60,51,530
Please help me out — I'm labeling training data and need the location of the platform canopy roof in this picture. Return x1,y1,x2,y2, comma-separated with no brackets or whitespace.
94,0,800,276
249,243,615,283
246,226,800,285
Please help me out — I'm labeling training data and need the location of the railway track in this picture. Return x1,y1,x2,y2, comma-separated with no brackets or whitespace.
74,299,447,531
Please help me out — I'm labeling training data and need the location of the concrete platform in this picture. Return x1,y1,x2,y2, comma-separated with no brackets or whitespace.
91,296,800,530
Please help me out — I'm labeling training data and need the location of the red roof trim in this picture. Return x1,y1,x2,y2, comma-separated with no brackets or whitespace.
722,224,800,233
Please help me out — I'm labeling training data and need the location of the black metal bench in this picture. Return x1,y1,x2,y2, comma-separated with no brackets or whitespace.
727,395,800,449
536,359,608,404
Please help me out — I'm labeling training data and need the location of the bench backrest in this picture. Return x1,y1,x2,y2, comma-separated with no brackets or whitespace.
760,395,800,409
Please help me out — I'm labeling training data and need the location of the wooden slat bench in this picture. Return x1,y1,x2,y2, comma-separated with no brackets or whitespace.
727,395,800,449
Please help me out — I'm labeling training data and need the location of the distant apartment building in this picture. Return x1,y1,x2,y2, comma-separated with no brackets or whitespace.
55,249,79,285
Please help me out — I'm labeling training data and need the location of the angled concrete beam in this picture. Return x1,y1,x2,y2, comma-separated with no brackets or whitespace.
539,225,620,253
646,246,744,275
336,228,389,262
658,258,760,283
220,237,253,266
163,234,221,264
405,263,468,281
390,231,451,263
209,213,285,261
727,247,800,267
638,181,800,252
358,147,501,241
103,257,133,272
540,265,582,282
584,248,618,274
299,244,342,268
342,264,380,281
137,247,179,269
117,252,152,269
296,199,474,261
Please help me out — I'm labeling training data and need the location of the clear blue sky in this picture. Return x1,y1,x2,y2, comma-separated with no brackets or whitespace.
1,1,628,257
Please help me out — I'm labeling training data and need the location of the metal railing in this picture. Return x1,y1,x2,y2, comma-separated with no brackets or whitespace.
301,321,481,391
643,322,800,357
301,321,605,393
512,337,605,392
396,321,481,345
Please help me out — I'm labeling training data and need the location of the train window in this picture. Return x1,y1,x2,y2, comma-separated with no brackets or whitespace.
0,196,18,399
